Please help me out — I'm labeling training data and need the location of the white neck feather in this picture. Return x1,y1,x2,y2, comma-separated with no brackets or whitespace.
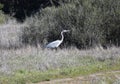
61,32,64,42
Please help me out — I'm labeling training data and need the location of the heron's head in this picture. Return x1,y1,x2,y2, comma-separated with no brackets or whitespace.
62,30,70,33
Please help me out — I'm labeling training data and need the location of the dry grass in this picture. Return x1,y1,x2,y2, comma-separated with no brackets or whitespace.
0,45,120,75
0,45,120,84
0,19,26,48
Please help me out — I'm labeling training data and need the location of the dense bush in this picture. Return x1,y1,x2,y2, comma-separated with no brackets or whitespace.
0,0,61,21
22,0,120,48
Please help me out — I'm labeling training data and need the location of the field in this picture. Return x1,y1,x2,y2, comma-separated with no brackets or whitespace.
0,44,120,84
0,1,120,83
0,22,120,84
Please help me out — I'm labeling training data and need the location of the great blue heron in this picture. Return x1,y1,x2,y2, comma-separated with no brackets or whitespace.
46,30,70,48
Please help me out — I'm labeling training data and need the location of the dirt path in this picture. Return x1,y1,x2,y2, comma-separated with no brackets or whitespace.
32,71,120,84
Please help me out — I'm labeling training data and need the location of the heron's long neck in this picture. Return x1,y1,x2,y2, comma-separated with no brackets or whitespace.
61,32,64,42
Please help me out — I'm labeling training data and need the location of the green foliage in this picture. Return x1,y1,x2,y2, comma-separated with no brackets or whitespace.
0,0,60,21
0,3,5,24
22,0,120,48
0,11,5,24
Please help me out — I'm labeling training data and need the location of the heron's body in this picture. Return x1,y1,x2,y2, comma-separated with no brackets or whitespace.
46,30,70,49
46,40,62,48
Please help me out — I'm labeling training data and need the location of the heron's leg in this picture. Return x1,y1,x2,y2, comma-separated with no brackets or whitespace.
50,48,56,51
55,47,58,51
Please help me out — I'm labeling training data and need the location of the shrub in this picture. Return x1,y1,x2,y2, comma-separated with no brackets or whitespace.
0,0,60,21
0,3,5,24
22,0,120,48
0,3,3,9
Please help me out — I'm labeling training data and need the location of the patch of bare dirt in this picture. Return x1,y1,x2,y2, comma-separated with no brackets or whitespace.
32,71,120,84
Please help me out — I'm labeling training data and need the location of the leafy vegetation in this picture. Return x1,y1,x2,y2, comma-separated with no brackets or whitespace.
21,0,120,49
0,11,5,24
0,3,3,9
0,3,5,24
0,0,120,48
1,0,120,48
0,0,60,21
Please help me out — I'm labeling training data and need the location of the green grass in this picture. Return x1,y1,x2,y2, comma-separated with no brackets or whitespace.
0,57,120,84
